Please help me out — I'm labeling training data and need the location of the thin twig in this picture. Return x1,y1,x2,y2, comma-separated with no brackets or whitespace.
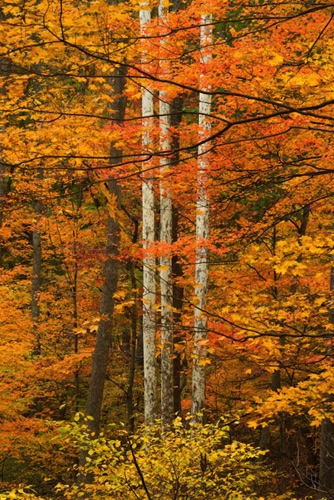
127,437,152,500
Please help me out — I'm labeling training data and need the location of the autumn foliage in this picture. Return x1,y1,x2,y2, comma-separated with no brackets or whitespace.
0,0,334,498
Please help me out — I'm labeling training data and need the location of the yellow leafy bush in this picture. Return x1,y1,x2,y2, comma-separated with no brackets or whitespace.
56,415,294,499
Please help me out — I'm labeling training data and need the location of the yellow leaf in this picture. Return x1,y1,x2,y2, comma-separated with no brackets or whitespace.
268,53,284,66
198,358,211,366
196,339,209,346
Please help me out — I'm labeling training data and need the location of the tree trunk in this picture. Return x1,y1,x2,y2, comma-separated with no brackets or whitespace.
84,183,120,436
72,183,83,412
140,1,158,424
191,14,212,422
170,98,185,415
122,206,140,434
259,369,281,451
127,264,138,435
79,71,126,474
0,162,4,230
318,262,334,499
319,416,334,499
31,169,43,356
159,0,174,428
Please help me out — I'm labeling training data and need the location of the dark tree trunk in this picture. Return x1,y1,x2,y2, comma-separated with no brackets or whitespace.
84,179,121,436
78,70,126,476
318,261,334,499
127,264,138,434
31,169,43,355
172,208,185,415
170,97,185,415
72,183,83,411
319,415,334,499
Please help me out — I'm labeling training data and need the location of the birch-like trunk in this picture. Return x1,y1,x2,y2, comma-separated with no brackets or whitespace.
140,2,157,424
191,14,212,422
159,0,174,428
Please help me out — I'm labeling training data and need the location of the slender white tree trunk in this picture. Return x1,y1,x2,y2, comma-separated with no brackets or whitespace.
140,2,157,424
191,14,212,421
159,0,174,427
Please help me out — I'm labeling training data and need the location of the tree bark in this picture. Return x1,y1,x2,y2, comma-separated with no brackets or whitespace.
79,70,126,463
191,14,212,422
140,1,158,424
0,162,4,230
127,264,138,435
31,169,43,355
319,416,334,499
122,206,139,434
72,183,83,411
84,184,120,436
159,0,174,428
170,98,185,415
318,262,334,499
